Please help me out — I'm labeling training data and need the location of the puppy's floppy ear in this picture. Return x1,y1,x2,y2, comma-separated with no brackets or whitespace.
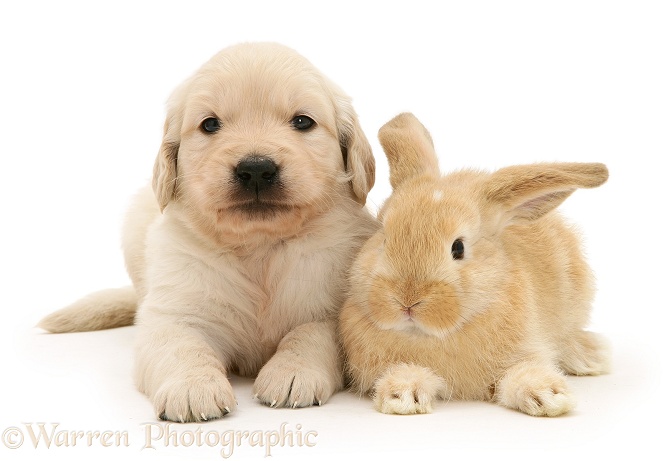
152,84,187,212
332,86,375,205
152,119,179,212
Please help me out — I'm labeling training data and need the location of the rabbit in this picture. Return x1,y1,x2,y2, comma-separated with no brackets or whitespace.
339,112,610,417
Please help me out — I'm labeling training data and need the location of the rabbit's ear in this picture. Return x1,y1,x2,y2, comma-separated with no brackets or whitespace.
378,113,440,189
484,162,608,224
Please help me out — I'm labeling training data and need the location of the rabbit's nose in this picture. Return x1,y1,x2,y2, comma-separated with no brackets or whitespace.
401,301,422,316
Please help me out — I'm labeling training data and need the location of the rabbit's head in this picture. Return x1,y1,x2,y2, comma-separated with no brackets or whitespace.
365,113,608,338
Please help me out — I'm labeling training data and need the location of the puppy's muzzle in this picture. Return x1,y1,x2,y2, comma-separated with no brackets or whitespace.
235,157,279,195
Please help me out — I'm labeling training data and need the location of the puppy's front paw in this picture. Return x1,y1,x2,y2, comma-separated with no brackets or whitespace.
373,363,448,415
498,364,575,417
153,367,236,423
253,351,340,409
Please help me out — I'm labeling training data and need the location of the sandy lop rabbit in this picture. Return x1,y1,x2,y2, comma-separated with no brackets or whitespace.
339,113,610,416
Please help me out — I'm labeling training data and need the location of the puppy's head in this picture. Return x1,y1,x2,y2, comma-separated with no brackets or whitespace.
153,42,374,244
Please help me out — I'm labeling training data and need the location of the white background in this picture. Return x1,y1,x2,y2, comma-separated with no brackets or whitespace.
1,1,664,459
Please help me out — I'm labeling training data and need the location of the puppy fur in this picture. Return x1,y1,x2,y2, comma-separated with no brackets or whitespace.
39,42,379,422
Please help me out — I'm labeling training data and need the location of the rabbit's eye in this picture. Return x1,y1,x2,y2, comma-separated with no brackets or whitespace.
451,239,465,260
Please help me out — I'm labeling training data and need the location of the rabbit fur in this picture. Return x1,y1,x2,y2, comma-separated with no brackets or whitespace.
339,112,610,416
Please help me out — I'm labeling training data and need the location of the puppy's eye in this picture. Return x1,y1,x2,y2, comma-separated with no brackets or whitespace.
451,239,465,260
291,115,315,131
201,117,221,133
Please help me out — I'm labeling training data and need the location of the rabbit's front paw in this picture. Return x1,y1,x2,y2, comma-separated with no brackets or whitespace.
373,363,448,415
497,363,575,417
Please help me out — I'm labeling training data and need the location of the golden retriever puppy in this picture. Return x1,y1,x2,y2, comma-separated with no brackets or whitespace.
39,42,378,423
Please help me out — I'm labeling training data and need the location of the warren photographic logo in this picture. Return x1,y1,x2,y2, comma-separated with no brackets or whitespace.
2,422,317,458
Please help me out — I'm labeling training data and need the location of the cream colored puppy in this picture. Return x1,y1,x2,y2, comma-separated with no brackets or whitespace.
39,42,378,423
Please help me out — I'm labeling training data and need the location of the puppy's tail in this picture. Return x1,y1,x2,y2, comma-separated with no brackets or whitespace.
38,286,138,333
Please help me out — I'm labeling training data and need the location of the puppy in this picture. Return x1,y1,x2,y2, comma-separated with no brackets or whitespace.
39,42,378,423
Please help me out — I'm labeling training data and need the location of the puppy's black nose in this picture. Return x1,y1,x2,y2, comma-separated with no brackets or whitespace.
235,157,278,192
